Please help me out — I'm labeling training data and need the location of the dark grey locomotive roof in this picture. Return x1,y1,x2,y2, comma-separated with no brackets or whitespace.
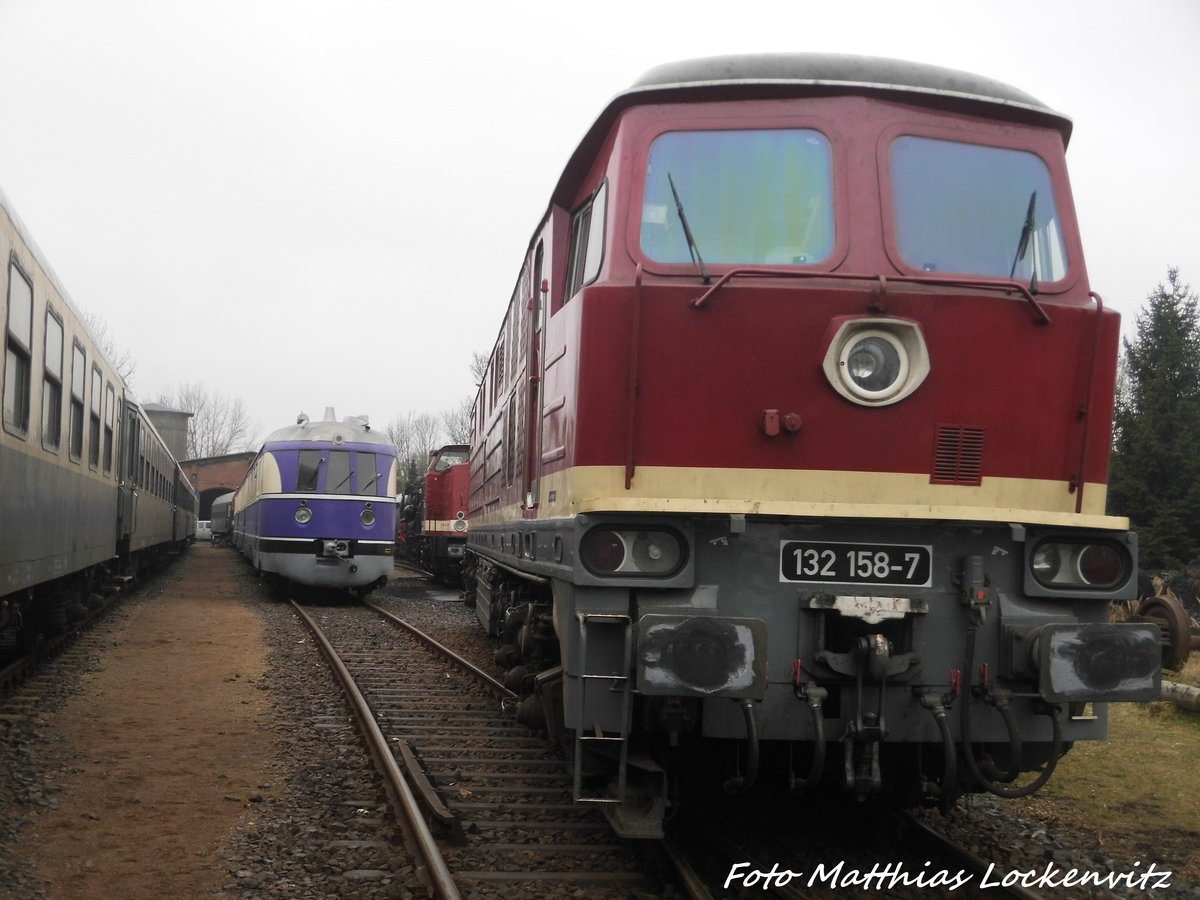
628,54,1060,121
551,53,1072,207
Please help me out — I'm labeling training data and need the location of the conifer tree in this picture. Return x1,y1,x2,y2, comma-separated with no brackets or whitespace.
1109,268,1200,568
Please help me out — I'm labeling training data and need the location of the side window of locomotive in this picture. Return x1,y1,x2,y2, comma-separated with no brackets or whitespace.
565,182,607,299
640,129,834,266
890,136,1068,281
69,344,86,461
3,262,34,436
297,449,322,491
42,308,64,451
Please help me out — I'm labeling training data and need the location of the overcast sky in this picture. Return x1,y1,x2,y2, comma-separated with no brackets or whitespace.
0,0,1196,447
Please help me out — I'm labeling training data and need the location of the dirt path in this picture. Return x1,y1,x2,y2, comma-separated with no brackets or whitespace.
17,544,274,899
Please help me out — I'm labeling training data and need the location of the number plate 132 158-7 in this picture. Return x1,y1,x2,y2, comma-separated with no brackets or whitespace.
780,541,932,587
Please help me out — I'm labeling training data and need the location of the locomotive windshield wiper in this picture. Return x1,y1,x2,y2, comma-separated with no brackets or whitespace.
1009,190,1039,295
359,471,377,494
667,172,710,285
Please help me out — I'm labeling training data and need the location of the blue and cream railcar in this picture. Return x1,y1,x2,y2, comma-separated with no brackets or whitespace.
210,491,234,542
1,185,194,651
232,409,398,593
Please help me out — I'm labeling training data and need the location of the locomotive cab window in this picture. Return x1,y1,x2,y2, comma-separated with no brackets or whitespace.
889,136,1068,282
640,129,834,267
4,261,33,435
566,182,607,299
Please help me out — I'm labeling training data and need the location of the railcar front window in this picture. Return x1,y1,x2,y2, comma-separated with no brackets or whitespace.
640,129,834,266
890,136,1068,282
327,450,352,494
355,452,379,495
297,449,322,491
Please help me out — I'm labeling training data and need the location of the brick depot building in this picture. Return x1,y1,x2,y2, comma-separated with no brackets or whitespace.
180,452,256,519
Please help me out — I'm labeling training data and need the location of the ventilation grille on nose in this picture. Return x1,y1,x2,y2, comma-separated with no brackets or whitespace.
932,426,985,485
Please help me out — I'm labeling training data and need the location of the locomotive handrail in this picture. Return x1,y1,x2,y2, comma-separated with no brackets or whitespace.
688,267,1052,324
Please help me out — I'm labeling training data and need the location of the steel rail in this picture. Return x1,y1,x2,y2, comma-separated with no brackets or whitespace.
289,600,462,900
363,600,517,701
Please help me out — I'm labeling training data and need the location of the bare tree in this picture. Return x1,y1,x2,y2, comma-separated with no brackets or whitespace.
80,307,136,386
159,382,256,459
442,397,472,445
470,350,488,386
386,411,447,490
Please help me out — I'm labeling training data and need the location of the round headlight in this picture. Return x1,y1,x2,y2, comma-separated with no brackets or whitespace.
360,509,376,526
840,331,908,399
581,529,626,574
295,507,312,524
1031,542,1062,584
1077,544,1124,587
632,531,683,574
452,518,467,533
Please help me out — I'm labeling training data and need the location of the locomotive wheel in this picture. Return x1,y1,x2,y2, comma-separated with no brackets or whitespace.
1134,593,1193,671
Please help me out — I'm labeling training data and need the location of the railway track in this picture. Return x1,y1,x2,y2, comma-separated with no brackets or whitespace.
291,598,659,898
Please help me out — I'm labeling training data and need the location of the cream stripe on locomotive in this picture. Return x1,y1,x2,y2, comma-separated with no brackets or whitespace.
423,519,469,534
475,465,1127,530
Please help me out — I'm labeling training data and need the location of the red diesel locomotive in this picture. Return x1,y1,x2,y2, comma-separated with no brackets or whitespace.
402,444,469,583
463,54,1160,837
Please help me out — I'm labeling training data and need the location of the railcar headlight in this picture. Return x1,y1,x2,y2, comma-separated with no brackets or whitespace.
581,527,686,577
822,317,930,407
295,507,312,524
360,508,376,526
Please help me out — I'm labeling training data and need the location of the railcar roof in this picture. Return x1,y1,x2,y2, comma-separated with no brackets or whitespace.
261,411,395,448
550,53,1072,207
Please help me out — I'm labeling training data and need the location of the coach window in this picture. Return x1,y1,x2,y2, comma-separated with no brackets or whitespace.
3,261,33,435
565,182,607,299
640,129,834,266
889,136,1068,281
103,384,116,474
89,366,102,468
69,344,86,461
42,309,64,451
